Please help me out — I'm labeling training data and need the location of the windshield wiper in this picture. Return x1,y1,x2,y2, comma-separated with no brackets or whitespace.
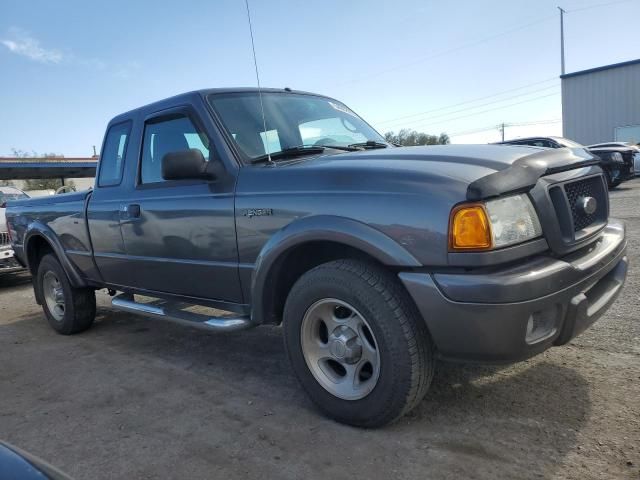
251,146,325,164
348,140,388,149
314,144,361,152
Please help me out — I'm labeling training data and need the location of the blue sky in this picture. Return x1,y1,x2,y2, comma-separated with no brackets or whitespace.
1,0,638,156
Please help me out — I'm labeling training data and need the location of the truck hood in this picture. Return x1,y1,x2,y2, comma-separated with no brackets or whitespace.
277,144,599,200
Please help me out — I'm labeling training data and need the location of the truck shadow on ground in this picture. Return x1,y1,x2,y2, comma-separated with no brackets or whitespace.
85,308,588,478
2,309,589,479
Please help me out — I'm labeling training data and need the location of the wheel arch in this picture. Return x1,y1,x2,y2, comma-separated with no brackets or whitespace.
250,215,421,325
24,222,87,290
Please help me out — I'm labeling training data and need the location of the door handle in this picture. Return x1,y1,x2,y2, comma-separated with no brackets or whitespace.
120,204,141,221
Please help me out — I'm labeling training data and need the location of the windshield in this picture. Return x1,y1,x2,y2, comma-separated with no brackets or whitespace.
0,189,28,205
207,92,387,162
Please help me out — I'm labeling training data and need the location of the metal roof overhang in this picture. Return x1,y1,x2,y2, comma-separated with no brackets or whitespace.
0,162,97,180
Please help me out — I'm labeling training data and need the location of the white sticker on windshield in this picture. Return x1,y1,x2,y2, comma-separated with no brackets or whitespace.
329,101,357,117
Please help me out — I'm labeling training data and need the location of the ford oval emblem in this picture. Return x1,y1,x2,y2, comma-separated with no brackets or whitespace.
578,196,597,215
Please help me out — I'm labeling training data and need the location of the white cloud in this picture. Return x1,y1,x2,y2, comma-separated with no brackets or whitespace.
1,27,140,78
1,28,63,64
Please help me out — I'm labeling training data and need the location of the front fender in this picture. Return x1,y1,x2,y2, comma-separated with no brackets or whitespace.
24,221,87,288
250,215,421,323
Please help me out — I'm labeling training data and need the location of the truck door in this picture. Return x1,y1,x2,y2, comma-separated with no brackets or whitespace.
118,106,242,303
86,120,136,287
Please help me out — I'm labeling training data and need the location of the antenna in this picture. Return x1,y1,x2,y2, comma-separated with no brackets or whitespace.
244,0,272,165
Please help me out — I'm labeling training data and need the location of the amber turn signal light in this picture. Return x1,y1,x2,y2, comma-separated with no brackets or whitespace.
449,204,493,251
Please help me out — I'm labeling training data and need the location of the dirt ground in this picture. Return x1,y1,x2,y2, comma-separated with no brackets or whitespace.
1,182,639,480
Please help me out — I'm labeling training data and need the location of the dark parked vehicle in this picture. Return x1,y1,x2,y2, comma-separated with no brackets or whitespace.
0,441,71,480
588,142,640,178
5,89,628,427
588,141,639,149
587,145,637,187
495,136,635,188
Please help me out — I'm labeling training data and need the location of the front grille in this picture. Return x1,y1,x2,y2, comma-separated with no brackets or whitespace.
0,232,9,246
565,177,602,231
549,174,608,243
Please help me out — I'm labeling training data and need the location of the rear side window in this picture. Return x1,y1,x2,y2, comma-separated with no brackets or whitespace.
140,115,210,184
98,121,131,187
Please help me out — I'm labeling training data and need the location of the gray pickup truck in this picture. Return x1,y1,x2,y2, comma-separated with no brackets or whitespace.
5,88,628,427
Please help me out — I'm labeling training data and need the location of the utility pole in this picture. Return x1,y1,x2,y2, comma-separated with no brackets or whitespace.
499,123,506,142
92,145,97,156
558,6,566,75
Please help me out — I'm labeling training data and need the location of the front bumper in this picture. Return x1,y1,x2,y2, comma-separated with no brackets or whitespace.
604,166,634,185
399,220,628,363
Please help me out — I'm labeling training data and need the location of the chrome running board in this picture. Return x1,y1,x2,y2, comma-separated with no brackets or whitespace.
111,293,255,332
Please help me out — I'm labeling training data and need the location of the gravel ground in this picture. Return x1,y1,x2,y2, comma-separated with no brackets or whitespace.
1,180,639,480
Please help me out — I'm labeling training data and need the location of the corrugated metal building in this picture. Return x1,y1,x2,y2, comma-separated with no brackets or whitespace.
561,58,640,145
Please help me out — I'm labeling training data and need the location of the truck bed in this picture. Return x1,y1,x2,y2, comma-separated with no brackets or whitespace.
8,189,91,209
7,190,93,278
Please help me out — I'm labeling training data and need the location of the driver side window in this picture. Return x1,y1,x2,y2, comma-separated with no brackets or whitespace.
140,115,210,184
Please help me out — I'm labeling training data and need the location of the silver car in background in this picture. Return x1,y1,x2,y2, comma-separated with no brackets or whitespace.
1,186,29,272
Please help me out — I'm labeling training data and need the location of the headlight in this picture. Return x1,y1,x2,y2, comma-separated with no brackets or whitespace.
610,152,624,163
449,194,542,251
485,194,542,247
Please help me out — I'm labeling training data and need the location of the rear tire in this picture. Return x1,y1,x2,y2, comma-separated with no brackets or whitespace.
36,254,96,335
283,259,434,427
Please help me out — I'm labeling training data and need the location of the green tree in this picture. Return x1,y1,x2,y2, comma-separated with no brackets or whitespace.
438,133,450,145
384,129,450,146
10,148,37,158
23,178,75,191
9,149,71,191
10,148,64,159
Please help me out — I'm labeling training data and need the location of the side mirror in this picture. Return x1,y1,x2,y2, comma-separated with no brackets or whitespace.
161,149,214,181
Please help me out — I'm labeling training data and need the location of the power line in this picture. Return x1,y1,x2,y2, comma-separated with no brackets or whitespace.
568,0,636,13
404,91,561,131
333,0,634,89
333,14,556,87
449,118,561,137
379,83,560,129
373,77,558,125
508,118,562,127
449,125,501,137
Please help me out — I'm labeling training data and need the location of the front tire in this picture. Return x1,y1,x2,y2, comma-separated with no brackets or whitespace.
283,259,434,427
604,170,620,189
36,254,96,335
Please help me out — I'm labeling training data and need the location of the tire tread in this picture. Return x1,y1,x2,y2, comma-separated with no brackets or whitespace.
37,254,96,335
284,258,434,427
